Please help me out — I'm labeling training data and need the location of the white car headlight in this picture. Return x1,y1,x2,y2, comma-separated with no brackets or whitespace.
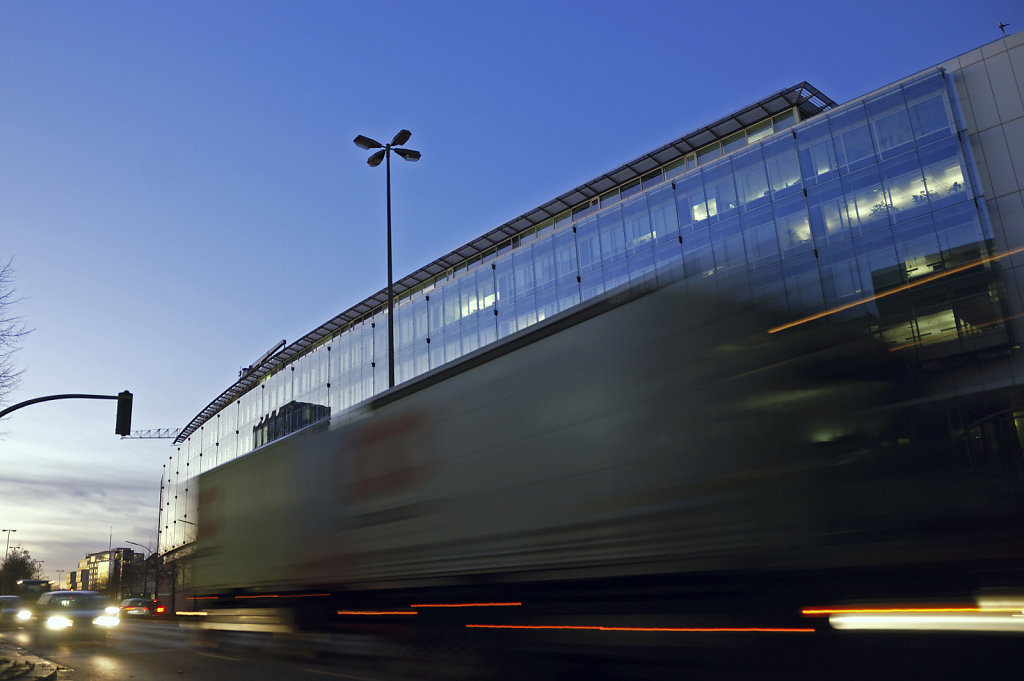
16,609,31,622
93,615,119,628
104,606,119,615
45,615,73,630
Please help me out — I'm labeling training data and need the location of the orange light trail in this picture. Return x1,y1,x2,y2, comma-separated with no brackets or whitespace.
768,245,1024,335
802,606,1021,617
410,602,523,608
466,625,813,633
338,610,418,616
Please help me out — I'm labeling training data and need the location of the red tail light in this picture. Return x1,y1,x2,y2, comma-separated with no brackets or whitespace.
155,606,165,613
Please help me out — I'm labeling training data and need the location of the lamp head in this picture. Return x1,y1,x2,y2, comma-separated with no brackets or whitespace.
354,135,384,150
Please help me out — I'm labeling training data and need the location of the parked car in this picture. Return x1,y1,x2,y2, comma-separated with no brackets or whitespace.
0,595,21,629
25,591,119,644
119,598,163,617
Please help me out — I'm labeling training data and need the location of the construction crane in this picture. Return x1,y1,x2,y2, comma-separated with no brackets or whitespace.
121,428,181,440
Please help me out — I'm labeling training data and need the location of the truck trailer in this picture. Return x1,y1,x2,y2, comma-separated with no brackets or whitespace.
188,279,1024,678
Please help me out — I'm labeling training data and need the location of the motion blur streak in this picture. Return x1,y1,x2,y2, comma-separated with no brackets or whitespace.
802,606,1015,616
888,312,1024,351
337,610,418,616
466,625,815,633
830,613,1024,631
977,594,1024,610
768,244,1024,334
410,602,523,608
236,593,330,599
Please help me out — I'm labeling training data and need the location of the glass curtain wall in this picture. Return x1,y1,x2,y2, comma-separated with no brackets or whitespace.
159,68,1000,554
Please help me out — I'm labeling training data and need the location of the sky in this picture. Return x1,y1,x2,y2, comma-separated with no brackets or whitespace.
0,0,1020,583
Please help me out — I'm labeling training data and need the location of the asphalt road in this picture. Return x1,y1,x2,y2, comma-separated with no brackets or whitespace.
0,621,424,681
3,616,1024,680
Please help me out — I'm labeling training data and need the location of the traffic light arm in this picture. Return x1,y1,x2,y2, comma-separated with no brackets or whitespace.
0,391,133,435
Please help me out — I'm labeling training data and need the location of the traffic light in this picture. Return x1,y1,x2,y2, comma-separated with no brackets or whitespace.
115,391,133,436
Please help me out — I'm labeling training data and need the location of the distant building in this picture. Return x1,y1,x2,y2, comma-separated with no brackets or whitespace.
160,29,1024,559
67,548,138,597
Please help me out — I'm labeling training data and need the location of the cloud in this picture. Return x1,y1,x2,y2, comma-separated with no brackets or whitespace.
0,469,159,576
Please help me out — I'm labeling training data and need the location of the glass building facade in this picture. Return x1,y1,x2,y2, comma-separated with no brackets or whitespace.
159,40,1024,556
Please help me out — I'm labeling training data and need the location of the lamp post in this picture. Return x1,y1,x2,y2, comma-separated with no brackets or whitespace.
125,540,152,598
125,540,151,553
353,129,421,389
2,529,15,563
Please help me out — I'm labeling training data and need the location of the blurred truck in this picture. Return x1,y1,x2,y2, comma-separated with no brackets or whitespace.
189,279,1024,675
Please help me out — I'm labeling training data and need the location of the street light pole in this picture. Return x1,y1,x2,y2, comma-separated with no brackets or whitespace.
354,130,421,389
2,529,15,563
385,144,395,389
126,540,153,599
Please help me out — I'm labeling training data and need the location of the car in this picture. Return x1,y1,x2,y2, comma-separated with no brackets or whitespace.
0,595,21,629
26,591,119,645
119,598,164,617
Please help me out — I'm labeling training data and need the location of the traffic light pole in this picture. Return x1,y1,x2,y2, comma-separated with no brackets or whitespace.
0,391,133,435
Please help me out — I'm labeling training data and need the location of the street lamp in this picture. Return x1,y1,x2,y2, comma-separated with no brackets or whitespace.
2,529,15,563
353,129,421,389
125,540,155,599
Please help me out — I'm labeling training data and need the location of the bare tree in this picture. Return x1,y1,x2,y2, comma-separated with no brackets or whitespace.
0,257,29,408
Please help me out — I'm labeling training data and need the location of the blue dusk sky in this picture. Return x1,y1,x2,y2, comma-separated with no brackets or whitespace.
0,1,1020,578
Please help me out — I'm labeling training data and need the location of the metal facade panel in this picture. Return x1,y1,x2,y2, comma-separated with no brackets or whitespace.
962,61,1002,131
1004,117,1024,192
985,52,1024,123
980,126,1019,197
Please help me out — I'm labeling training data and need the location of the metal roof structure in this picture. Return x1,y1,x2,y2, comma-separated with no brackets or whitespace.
174,82,836,445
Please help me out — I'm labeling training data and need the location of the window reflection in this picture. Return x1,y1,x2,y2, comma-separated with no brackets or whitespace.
702,163,739,222
919,137,969,210
674,174,708,230
830,104,876,173
892,215,942,279
774,194,813,257
648,184,677,241
807,179,850,245
576,217,602,272
733,147,770,212
622,195,654,251
904,73,953,144
763,136,802,197
867,89,915,158
880,153,930,221
741,206,780,268
797,120,839,185
842,166,889,233
598,207,627,262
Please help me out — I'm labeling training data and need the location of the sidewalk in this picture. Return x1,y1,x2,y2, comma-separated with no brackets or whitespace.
0,640,57,681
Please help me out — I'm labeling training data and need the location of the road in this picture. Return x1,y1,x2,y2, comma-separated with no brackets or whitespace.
4,615,1023,680
0,621,423,681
